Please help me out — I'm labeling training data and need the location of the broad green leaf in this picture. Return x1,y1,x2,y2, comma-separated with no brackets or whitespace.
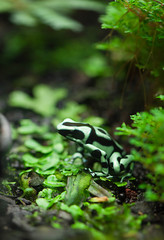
88,180,112,197
64,172,92,206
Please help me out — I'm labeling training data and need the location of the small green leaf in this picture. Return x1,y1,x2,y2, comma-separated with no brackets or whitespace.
18,119,48,135
44,175,66,188
8,91,34,109
156,95,164,101
48,191,66,207
36,198,50,210
23,154,39,166
145,189,159,201
24,138,53,153
60,203,84,221
38,188,53,199
113,181,127,187
84,116,105,127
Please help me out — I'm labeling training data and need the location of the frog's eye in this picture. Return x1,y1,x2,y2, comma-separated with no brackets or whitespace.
72,130,85,140
98,128,107,134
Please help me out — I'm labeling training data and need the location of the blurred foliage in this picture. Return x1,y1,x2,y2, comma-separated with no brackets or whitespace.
9,84,67,116
8,84,89,122
8,84,106,126
80,53,111,77
0,0,109,82
0,0,104,31
99,0,164,99
116,95,164,202
0,23,109,80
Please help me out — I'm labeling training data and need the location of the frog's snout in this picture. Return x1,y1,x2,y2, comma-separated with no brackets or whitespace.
57,122,69,137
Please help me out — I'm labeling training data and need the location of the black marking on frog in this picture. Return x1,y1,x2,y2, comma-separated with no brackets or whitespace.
72,130,85,140
91,149,102,159
120,164,125,172
98,128,108,135
101,162,108,168
117,157,121,163
86,126,123,154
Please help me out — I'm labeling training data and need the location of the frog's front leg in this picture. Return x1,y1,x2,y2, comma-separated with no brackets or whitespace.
84,143,109,176
120,154,134,167
120,155,134,173
115,154,134,182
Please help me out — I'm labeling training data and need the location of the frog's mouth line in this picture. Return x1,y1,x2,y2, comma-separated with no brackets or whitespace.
57,129,72,137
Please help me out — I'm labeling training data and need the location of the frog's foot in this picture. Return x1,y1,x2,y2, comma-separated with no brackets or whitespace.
64,157,74,164
86,168,110,178
64,153,85,165
64,153,83,163
87,168,132,182
120,173,132,182
72,152,83,160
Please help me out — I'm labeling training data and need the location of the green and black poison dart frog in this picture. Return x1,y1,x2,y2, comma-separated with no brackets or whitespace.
57,118,134,181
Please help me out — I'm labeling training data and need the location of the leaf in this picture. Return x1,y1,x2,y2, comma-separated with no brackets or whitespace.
44,175,66,188
145,189,159,201
41,0,105,12
48,191,66,207
11,11,37,26
80,53,110,77
84,116,105,127
9,85,67,116
5,0,105,31
88,180,112,198
101,3,127,30
18,119,48,135
89,196,109,203
38,153,60,171
38,188,53,199
36,191,66,210
24,138,53,153
36,198,50,210
156,95,164,101
64,172,92,206
55,101,86,122
34,7,83,31
8,91,34,109
0,1,12,12
60,203,84,221
23,152,60,173
23,154,39,166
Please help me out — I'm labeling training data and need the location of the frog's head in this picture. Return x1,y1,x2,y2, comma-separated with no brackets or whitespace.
57,118,89,143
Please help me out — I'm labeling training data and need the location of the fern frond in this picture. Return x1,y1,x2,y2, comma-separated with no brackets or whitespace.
33,7,82,31
0,1,12,12
11,11,37,26
40,0,105,12
0,0,105,31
